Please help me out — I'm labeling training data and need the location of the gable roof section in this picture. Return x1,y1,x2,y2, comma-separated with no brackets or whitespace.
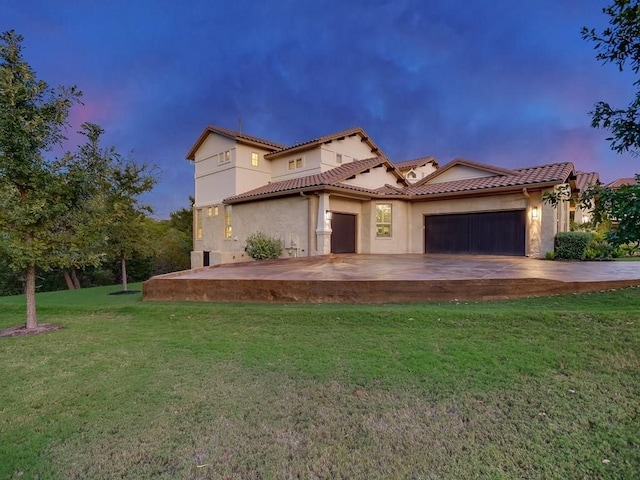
264,127,385,159
394,156,438,170
186,125,286,160
606,177,637,189
224,156,407,204
415,158,519,186
575,171,599,192
408,162,576,198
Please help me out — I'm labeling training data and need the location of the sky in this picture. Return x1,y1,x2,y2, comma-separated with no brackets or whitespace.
2,0,638,218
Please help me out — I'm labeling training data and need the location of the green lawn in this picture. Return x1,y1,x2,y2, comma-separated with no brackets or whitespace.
1,285,639,479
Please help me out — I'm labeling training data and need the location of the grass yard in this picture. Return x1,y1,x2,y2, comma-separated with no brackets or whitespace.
0,285,639,479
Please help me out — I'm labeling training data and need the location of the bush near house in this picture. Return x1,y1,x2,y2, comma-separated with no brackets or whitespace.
554,232,594,260
245,231,283,260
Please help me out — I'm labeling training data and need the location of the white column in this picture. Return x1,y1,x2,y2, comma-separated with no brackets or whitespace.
315,193,332,255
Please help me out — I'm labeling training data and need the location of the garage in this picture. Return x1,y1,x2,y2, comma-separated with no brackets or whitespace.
331,212,356,253
424,210,525,255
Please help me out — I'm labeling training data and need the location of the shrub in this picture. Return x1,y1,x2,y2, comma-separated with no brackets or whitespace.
545,251,555,260
554,232,594,260
244,232,283,260
584,231,616,260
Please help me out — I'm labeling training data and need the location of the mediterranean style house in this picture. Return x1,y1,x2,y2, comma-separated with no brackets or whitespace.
187,124,592,268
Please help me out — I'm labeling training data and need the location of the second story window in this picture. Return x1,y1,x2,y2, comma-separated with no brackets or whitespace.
288,157,304,170
336,153,342,164
218,150,232,165
251,152,259,167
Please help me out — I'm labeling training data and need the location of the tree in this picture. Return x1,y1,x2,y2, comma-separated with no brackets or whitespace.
101,156,157,292
0,30,82,329
582,0,640,154
49,123,115,289
580,175,640,250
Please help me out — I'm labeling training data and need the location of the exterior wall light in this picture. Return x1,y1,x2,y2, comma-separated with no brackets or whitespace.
532,206,539,219
325,211,333,221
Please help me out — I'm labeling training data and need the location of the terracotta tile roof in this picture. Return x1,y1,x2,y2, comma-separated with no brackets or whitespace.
225,157,404,203
186,125,286,160
575,171,599,192
394,156,438,170
414,158,520,187
264,127,385,159
606,177,638,189
408,162,576,197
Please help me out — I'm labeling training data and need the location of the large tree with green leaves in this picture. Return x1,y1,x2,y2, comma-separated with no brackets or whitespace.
582,0,640,154
101,155,157,292
0,30,82,328
569,2,640,253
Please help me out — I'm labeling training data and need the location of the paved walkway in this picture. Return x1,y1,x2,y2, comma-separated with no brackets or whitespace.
143,254,640,303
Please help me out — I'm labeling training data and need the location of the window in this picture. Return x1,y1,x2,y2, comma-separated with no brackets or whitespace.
288,157,304,170
207,205,219,217
218,150,231,165
336,153,342,164
196,209,203,239
376,203,392,237
407,170,417,179
213,205,219,216
251,152,259,167
224,205,232,239
207,206,213,217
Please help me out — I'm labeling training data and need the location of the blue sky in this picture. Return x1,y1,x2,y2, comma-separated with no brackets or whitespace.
2,0,638,217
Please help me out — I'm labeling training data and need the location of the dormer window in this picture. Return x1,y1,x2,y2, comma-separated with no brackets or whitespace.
407,170,417,179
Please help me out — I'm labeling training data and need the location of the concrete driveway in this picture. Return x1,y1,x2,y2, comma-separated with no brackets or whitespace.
143,254,640,303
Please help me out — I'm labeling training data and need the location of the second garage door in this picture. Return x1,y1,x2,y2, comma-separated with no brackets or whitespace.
424,210,525,255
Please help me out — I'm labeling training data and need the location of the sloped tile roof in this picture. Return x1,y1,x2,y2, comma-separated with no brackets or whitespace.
186,125,286,160
575,171,599,192
408,162,575,197
606,177,638,188
394,156,438,170
264,127,385,159
225,157,404,203
414,158,520,187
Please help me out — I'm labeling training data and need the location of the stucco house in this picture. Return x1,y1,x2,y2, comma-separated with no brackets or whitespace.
187,124,580,267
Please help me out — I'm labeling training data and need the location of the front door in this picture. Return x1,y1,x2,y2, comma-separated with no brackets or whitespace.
331,213,356,253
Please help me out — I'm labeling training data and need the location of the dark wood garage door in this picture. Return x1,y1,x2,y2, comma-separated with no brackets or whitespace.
424,210,525,255
331,213,356,253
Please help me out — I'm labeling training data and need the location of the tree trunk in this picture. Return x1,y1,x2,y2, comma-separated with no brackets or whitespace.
71,266,81,289
25,264,37,329
121,256,128,291
62,269,76,290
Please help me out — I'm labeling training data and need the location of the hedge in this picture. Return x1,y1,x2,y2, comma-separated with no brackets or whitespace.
554,231,594,260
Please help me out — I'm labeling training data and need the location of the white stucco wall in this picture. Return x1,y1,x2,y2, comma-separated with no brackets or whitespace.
341,164,401,190
193,134,274,206
426,165,498,184
318,135,380,171
270,149,322,182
